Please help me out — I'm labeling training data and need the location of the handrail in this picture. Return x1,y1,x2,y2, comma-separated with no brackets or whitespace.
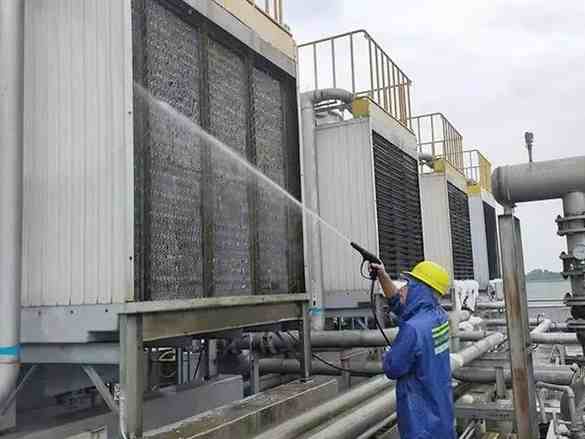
298,30,413,129
246,0,284,26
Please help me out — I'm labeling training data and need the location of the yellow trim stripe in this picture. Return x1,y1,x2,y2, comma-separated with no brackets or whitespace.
433,322,449,332
433,327,449,339
432,322,449,333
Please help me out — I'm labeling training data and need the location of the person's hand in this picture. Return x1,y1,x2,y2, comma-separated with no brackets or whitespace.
369,263,388,282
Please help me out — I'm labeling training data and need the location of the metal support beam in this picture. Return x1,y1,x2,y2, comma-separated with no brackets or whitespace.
299,303,312,380
82,365,119,414
0,365,37,416
119,314,144,439
249,347,261,395
498,211,539,438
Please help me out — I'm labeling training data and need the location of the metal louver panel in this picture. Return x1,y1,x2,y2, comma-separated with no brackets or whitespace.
372,132,425,279
447,183,475,280
132,0,303,300
483,201,500,279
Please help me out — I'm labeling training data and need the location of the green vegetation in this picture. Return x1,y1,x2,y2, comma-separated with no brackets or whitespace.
526,269,563,282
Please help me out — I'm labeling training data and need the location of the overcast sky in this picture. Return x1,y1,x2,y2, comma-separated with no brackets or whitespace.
285,0,585,272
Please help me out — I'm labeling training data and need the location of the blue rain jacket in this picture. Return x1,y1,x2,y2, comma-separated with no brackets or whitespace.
383,280,455,439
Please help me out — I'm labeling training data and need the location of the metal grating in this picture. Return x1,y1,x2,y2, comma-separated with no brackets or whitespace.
483,202,500,279
447,183,475,280
372,132,425,278
132,0,303,300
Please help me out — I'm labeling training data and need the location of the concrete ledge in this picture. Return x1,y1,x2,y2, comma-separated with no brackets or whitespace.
145,377,338,438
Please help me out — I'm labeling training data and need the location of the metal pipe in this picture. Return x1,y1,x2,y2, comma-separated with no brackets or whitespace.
492,156,585,205
537,382,584,438
450,332,505,369
460,330,579,345
0,0,24,408
242,318,483,350
260,358,381,377
562,191,585,298
300,88,354,330
453,366,574,385
355,414,397,439
253,375,393,439
300,333,504,439
531,319,553,334
483,318,567,330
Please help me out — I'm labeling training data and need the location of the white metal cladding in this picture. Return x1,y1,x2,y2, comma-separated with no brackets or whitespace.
469,194,489,289
315,119,379,293
22,0,134,306
420,173,454,283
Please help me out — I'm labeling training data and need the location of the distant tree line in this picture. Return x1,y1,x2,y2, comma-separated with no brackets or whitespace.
525,269,563,282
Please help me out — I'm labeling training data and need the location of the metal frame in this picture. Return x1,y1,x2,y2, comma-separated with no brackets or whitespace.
298,30,413,129
118,294,310,438
247,0,285,26
410,112,464,171
498,210,539,438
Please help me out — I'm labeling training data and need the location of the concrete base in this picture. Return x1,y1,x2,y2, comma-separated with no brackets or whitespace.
4,375,242,439
145,377,338,438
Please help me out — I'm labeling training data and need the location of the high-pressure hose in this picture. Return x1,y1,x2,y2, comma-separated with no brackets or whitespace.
350,243,392,347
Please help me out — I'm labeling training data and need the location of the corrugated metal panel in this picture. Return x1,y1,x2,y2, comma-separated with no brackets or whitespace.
447,183,475,280
372,132,424,278
315,120,378,293
420,174,454,280
22,0,134,306
469,195,489,288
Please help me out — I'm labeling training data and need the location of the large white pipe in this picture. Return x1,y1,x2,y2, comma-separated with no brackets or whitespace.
255,333,504,439
492,156,585,205
300,89,354,330
303,333,505,439
0,0,24,407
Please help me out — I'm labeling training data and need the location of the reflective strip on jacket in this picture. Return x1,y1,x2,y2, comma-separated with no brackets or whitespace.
383,280,455,439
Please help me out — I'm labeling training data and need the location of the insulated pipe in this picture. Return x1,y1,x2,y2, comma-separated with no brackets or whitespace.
300,88,354,330
253,376,393,439
257,333,504,439
0,0,24,408
248,329,399,350
492,156,585,205
259,358,382,377
453,366,574,385
483,318,567,330
531,319,553,334
302,333,505,439
460,330,579,345
240,316,472,351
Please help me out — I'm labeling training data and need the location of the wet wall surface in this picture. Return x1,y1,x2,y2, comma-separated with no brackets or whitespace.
132,0,303,300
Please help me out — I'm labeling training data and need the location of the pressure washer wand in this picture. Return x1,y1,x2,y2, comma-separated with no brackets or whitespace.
350,242,392,346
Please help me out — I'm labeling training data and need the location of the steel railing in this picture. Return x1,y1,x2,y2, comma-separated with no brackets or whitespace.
246,0,284,26
462,149,492,192
298,30,413,129
410,113,464,172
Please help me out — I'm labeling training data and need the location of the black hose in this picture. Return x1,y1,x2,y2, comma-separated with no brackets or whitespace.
369,275,393,347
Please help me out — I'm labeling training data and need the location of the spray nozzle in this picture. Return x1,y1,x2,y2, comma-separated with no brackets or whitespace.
350,242,382,265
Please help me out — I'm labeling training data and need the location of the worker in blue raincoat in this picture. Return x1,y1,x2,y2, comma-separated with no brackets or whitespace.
370,260,455,439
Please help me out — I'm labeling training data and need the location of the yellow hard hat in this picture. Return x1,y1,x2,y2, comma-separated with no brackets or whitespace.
404,261,450,296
